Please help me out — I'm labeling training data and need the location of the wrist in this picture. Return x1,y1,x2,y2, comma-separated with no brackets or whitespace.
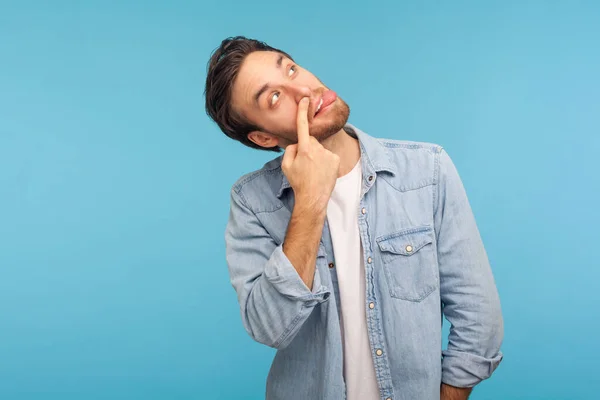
440,383,472,400
294,195,328,218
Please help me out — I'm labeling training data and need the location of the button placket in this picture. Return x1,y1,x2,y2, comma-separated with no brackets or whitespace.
359,191,388,392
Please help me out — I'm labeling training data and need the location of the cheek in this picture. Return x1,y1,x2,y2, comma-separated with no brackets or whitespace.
266,102,298,131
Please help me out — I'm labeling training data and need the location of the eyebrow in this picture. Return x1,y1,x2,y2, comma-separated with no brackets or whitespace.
253,54,285,105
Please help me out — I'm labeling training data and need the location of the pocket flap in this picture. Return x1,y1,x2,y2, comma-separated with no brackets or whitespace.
376,226,434,256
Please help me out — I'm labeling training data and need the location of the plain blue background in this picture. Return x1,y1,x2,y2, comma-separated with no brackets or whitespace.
1,1,599,399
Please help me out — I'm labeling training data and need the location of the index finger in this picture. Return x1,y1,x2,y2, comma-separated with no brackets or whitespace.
296,97,310,149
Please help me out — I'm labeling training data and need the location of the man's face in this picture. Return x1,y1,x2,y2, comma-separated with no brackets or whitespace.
231,51,350,149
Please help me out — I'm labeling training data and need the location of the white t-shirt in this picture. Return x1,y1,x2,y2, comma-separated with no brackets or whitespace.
326,158,380,400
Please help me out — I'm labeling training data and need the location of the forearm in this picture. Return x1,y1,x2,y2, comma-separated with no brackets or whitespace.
243,250,329,349
226,185,331,350
441,383,472,400
282,200,327,290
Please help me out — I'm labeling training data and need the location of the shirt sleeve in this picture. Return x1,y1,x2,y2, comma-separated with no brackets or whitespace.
433,148,504,387
225,187,330,349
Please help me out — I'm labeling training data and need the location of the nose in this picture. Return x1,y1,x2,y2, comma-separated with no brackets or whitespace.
283,83,313,104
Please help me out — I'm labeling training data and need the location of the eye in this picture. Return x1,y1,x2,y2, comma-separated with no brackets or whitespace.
288,65,297,77
270,92,280,106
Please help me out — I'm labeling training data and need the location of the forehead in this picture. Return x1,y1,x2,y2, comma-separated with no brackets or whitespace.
232,51,287,109
243,50,283,71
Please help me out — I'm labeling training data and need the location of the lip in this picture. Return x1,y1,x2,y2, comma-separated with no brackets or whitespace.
314,99,334,118
311,97,323,118
313,90,337,118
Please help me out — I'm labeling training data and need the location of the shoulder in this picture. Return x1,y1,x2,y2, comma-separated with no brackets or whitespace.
229,155,285,212
374,137,445,189
377,136,443,158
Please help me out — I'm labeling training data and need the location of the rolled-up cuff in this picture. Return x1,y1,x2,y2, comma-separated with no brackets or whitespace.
264,244,330,305
441,349,503,388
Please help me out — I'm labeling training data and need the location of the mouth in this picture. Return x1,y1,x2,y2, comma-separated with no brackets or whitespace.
314,98,324,116
313,90,337,118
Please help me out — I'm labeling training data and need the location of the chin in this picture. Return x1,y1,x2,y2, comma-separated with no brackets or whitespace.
312,101,350,141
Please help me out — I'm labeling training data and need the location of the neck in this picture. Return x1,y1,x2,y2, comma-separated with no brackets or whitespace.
320,128,360,177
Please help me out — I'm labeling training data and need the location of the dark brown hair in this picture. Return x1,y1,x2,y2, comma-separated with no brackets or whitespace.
204,36,294,152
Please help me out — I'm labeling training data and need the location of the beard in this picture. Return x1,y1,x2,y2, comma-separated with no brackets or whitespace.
307,96,351,142
271,95,351,145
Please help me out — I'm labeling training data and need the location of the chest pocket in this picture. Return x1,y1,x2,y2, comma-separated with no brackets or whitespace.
376,226,438,302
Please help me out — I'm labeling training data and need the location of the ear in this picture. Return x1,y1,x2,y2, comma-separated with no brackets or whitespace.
247,130,281,149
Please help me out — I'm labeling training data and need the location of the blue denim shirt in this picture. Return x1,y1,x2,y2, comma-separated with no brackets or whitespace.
225,124,503,400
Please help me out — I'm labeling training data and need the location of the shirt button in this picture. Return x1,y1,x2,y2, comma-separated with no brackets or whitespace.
376,349,383,356
386,398,392,400
367,257,372,264
369,302,375,309
368,175,374,182
406,245,413,252
361,208,367,214
328,262,335,269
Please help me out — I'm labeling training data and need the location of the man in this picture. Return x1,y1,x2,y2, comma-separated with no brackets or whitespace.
205,36,504,400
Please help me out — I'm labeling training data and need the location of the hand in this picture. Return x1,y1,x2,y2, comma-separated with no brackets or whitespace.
281,97,340,213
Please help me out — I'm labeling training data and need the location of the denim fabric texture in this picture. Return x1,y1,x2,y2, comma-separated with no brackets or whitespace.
225,124,504,400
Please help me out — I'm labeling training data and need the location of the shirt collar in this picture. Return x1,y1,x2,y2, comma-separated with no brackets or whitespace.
276,123,396,198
